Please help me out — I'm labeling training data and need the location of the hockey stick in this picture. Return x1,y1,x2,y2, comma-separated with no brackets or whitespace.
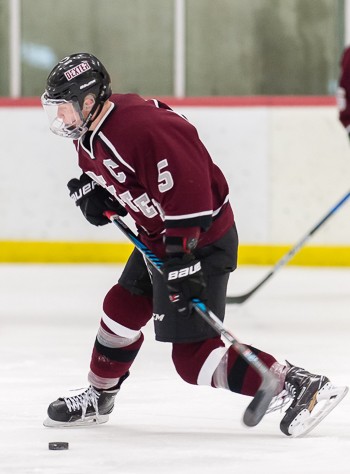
104,210,279,427
226,190,350,305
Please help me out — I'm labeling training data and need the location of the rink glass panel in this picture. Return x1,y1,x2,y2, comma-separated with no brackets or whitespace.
1,0,346,96
0,0,9,95
186,0,344,96
20,0,174,97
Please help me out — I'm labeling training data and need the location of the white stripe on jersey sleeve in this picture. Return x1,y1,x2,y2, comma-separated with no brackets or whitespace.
164,194,229,221
164,209,213,221
212,194,229,217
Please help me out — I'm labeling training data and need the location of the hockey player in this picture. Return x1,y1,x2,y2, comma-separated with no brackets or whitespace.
41,53,347,437
337,46,350,135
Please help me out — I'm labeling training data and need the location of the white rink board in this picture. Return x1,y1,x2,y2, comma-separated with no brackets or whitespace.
1,105,350,244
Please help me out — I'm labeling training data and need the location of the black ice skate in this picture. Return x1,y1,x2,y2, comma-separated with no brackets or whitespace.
43,372,129,427
279,362,348,437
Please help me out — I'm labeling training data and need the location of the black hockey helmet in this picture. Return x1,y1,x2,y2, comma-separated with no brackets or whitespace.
41,53,112,139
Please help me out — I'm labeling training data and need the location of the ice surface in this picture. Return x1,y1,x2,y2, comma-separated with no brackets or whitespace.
0,264,349,474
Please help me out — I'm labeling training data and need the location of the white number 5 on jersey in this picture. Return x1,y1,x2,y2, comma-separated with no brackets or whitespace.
157,159,174,193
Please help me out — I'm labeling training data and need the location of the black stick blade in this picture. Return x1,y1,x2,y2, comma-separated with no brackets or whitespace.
226,293,251,304
242,373,279,427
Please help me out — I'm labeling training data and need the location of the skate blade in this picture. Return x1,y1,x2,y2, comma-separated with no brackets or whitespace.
288,383,348,438
43,414,109,428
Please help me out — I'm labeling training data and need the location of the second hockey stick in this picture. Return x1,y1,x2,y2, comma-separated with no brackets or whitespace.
226,190,350,305
104,210,279,428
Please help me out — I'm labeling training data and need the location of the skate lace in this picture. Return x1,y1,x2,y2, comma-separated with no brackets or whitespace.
285,382,297,399
266,389,293,414
267,380,300,414
63,386,100,420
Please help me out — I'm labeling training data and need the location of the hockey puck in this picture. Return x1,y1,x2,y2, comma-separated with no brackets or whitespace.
48,442,69,450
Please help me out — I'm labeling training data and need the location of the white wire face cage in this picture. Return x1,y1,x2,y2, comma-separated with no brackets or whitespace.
41,94,88,139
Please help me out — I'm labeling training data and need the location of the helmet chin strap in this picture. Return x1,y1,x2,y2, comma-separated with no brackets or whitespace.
83,96,105,131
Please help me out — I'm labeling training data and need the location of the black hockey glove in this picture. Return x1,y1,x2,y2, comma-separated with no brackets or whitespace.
67,173,127,226
162,254,207,316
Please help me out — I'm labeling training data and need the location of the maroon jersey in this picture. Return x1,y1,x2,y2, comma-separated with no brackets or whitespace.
74,94,234,256
337,47,350,131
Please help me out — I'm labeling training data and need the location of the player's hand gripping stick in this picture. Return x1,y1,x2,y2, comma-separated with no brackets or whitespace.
162,254,207,317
